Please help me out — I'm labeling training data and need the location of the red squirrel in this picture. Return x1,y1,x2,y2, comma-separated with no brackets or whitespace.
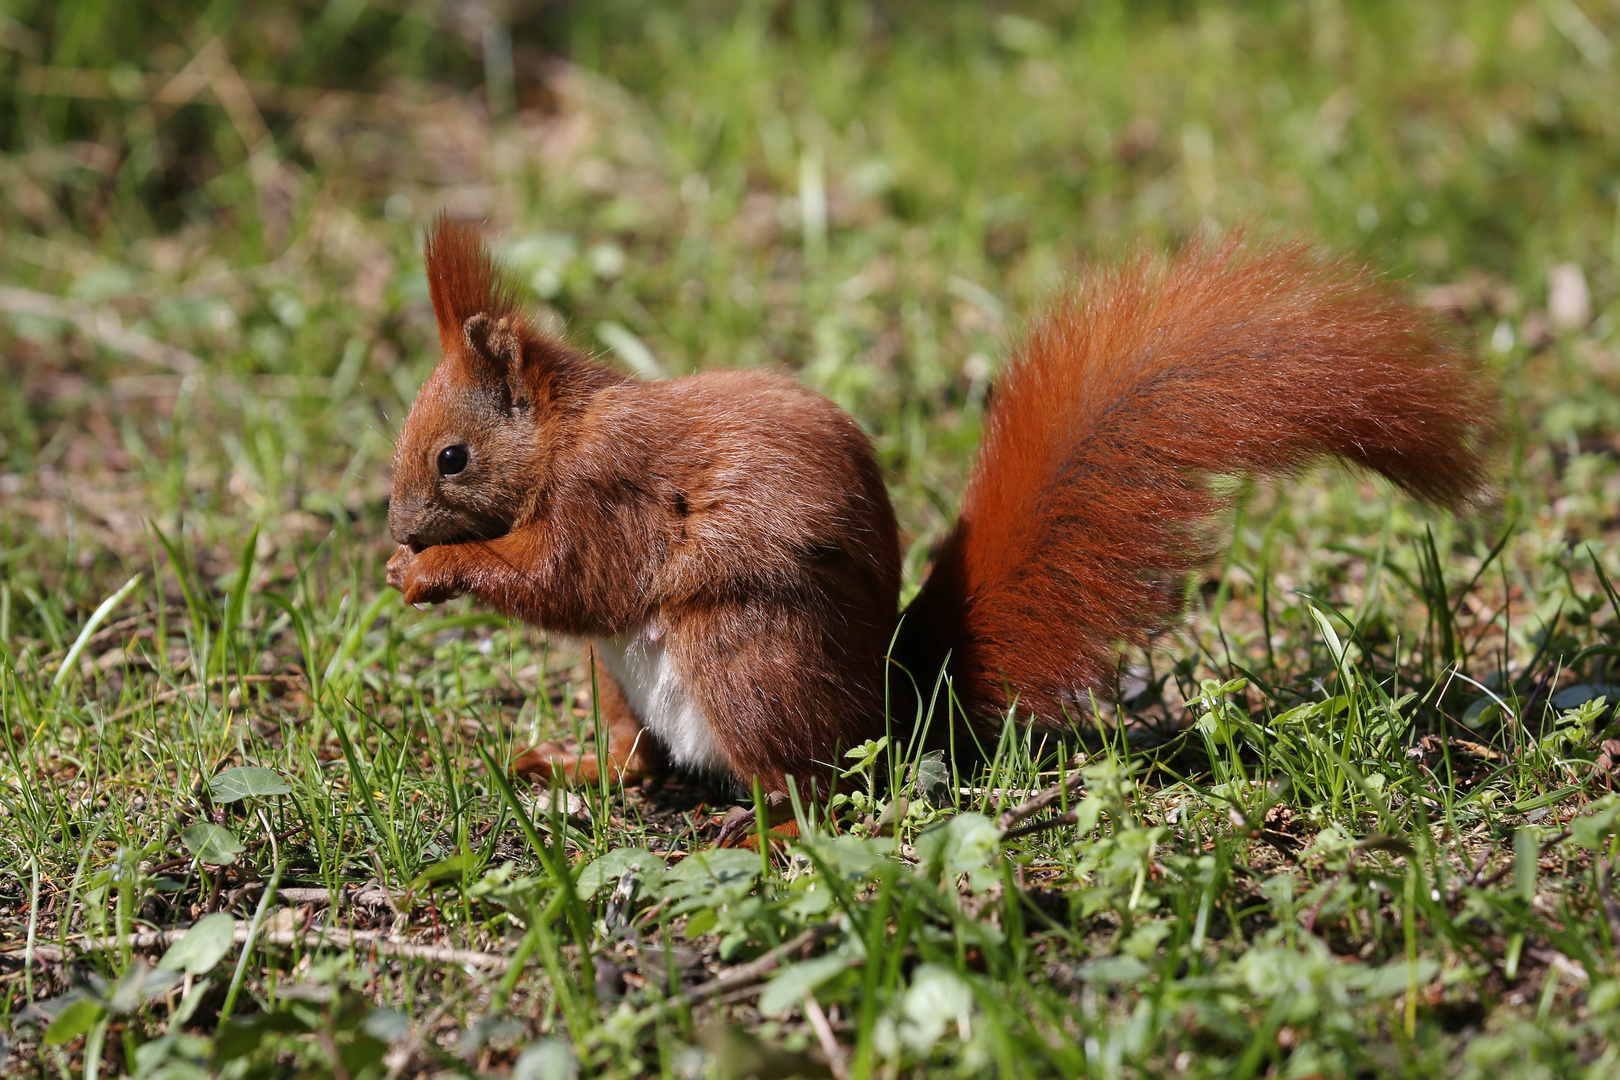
386,217,1493,828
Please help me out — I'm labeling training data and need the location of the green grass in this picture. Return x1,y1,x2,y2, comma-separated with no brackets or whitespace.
3,1,1620,1076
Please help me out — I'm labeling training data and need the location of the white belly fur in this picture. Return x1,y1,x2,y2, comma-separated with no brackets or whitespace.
591,626,726,773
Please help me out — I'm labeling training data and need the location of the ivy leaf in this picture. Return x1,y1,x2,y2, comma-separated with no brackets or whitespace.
105,963,182,1013
1352,958,1440,999
757,954,850,1017
180,824,245,866
910,750,951,808
158,913,238,975
215,1008,315,1062
682,908,718,938
1572,797,1620,850
209,766,291,803
1074,955,1150,985
513,1038,578,1080
915,813,1000,875
659,848,759,901
901,965,974,1051
44,998,106,1046
575,847,665,901
796,834,891,882
362,1009,411,1044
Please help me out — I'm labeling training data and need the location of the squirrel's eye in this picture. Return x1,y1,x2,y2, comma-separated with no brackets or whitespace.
437,445,469,476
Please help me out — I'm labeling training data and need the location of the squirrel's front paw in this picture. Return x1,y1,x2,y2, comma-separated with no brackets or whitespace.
385,545,413,592
399,550,466,606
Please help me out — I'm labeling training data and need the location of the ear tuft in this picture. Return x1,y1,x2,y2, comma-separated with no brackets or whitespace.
424,214,523,357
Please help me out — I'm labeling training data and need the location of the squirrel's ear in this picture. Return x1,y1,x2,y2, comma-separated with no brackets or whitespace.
424,214,521,359
461,313,533,409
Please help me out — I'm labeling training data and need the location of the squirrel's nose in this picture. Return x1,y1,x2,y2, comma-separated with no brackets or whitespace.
390,525,427,552
386,498,418,547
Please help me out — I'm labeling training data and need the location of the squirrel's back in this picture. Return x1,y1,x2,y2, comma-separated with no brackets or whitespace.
620,367,901,614
895,234,1495,727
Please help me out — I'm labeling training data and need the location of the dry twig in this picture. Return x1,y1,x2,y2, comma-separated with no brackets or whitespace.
11,923,507,970
997,753,1088,833
684,921,840,1004
1470,829,1571,892
995,754,1090,840
801,992,849,1080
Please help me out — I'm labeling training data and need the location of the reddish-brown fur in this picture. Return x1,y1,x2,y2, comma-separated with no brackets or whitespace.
390,218,899,794
388,219,1494,799
895,236,1495,726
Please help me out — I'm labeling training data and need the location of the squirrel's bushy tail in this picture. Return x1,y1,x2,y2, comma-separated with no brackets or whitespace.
895,234,1496,727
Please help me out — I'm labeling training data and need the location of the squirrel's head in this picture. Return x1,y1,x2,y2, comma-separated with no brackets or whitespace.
388,217,611,550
